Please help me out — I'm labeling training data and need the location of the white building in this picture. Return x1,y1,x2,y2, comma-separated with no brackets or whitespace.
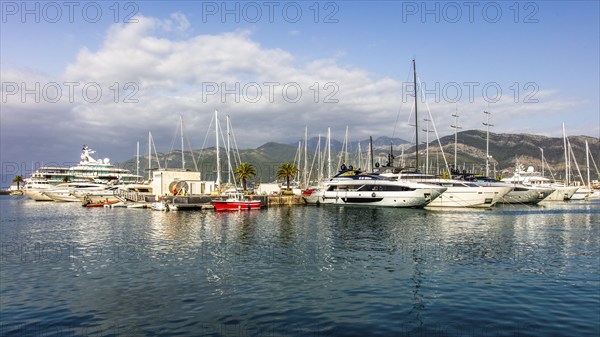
151,169,215,195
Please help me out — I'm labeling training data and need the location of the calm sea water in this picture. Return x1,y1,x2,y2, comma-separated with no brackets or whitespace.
1,196,599,337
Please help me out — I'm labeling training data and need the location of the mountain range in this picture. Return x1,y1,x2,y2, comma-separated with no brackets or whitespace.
119,130,599,183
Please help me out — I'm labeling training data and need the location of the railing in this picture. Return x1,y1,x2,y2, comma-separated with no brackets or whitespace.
115,190,150,203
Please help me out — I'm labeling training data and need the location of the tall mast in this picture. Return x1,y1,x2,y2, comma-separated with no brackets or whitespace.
148,131,152,180
451,108,461,170
357,142,362,169
369,136,374,172
344,126,349,166
586,140,591,188
423,117,430,174
296,141,302,181
401,145,405,167
226,115,232,185
562,123,568,184
327,127,332,177
304,126,308,187
180,115,185,170
540,148,545,176
136,141,140,179
413,59,419,170
215,110,221,188
317,133,322,180
483,110,493,177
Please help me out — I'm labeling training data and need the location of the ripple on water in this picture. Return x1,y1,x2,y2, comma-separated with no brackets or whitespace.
1,198,599,336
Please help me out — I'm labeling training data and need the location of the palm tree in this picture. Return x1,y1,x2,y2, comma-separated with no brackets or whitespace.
276,162,298,192
12,175,24,189
63,176,71,183
234,162,257,193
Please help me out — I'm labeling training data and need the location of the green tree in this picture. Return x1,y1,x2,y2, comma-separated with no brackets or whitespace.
63,176,71,183
12,175,24,189
276,162,298,192
234,162,257,193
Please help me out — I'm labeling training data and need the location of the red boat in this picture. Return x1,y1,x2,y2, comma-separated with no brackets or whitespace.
211,194,263,211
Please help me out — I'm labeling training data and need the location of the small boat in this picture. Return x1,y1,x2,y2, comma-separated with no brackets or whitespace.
212,193,263,211
151,199,170,211
82,199,120,207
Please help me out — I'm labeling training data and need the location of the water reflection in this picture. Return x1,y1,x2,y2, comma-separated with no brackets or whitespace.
1,197,598,337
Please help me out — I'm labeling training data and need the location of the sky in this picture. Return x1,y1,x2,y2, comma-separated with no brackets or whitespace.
1,0,599,180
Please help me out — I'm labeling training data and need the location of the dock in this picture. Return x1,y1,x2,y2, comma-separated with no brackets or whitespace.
117,193,307,210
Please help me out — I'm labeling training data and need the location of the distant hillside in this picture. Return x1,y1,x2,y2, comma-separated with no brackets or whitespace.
119,131,600,183
402,130,600,180
296,136,409,154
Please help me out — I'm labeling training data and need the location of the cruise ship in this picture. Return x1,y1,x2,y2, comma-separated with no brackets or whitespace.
23,145,141,201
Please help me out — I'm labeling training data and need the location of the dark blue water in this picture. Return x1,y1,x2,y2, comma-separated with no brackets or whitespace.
1,196,599,337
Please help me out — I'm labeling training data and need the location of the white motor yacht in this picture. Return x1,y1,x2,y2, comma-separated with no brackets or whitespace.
374,169,512,208
22,145,142,201
501,166,578,201
303,169,447,208
461,175,554,205
43,182,108,202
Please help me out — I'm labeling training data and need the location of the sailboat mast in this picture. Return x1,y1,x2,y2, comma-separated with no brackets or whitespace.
483,110,493,177
136,141,140,179
148,132,152,180
563,123,568,184
180,115,185,170
327,127,332,177
451,109,460,169
226,115,232,185
540,148,545,176
344,126,349,166
357,142,362,169
424,118,430,174
304,126,308,187
215,110,221,188
317,134,322,181
369,136,374,172
413,59,419,171
586,140,591,188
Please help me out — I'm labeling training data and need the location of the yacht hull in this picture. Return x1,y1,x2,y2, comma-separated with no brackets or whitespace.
569,188,591,200
542,186,579,201
43,191,80,202
305,188,445,208
23,189,53,201
499,187,554,205
425,186,512,208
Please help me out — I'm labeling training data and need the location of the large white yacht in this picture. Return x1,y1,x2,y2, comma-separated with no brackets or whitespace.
374,168,513,208
458,174,554,205
22,145,141,201
501,165,578,201
303,169,447,208
43,182,108,202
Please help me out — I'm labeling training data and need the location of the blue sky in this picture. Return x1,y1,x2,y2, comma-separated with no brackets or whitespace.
1,1,599,179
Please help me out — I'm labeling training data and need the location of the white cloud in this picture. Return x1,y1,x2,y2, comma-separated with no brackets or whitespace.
1,13,594,166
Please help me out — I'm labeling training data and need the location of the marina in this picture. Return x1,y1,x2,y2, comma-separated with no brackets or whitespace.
2,2,599,336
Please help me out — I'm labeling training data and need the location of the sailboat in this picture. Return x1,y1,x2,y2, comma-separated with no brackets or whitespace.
210,111,264,211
